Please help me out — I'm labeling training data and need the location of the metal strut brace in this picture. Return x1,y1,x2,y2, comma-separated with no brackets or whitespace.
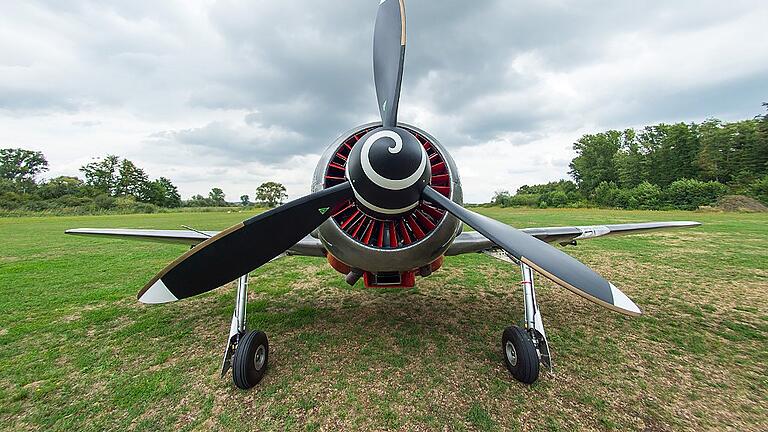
480,249,554,371
519,262,553,371
220,274,249,377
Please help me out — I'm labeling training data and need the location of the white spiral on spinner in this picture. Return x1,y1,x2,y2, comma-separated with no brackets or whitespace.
360,130,426,191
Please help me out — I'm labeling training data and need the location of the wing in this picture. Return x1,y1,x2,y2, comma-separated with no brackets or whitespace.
445,221,701,256
65,228,326,257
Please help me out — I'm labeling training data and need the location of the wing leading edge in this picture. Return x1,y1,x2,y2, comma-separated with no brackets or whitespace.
65,228,326,257
446,221,701,256
67,220,700,258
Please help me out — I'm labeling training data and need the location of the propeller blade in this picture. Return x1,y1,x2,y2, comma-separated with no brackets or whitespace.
373,0,406,127
422,187,641,316
138,182,353,304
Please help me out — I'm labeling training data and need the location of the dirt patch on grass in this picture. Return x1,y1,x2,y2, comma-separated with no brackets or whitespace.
712,195,768,213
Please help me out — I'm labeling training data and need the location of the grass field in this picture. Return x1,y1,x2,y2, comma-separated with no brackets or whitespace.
1,208,766,431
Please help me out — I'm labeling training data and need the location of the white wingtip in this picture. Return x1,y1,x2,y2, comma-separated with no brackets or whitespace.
139,279,178,304
609,283,642,316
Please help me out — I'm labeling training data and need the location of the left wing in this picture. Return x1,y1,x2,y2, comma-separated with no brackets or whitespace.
446,221,700,256
65,228,326,257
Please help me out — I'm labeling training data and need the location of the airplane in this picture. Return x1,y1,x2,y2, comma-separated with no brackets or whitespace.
66,0,700,389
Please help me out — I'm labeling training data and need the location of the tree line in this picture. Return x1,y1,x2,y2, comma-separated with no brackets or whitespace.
493,104,768,210
0,151,288,215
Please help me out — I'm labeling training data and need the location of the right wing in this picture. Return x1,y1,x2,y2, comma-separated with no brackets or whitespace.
446,221,701,256
65,228,326,257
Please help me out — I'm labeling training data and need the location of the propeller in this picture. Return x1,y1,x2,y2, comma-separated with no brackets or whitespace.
138,182,353,303
422,187,642,316
138,0,642,317
374,0,406,127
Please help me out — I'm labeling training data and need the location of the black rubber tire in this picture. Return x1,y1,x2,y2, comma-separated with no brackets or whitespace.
232,330,269,390
501,326,540,384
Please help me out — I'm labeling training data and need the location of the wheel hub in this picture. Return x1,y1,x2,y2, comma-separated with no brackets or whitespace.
254,344,266,370
505,340,517,367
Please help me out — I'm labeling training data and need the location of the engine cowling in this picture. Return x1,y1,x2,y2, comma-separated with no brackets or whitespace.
312,122,463,272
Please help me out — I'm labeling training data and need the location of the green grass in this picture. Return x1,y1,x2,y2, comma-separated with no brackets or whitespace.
1,208,766,431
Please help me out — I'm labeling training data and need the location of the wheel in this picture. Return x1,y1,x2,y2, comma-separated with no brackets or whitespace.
501,326,540,384
232,330,269,389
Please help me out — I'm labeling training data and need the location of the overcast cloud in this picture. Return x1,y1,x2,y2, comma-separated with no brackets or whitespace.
1,0,767,202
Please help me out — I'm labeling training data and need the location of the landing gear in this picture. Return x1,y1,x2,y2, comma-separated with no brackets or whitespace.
503,261,552,384
220,274,269,389
232,330,269,389
484,251,553,384
502,326,539,384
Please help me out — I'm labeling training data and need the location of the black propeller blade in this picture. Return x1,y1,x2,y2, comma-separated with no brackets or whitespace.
138,182,353,303
422,187,641,316
373,0,406,127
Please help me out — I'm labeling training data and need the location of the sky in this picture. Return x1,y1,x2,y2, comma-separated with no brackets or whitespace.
1,0,767,203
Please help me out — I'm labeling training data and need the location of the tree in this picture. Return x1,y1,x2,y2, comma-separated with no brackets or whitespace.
116,159,150,198
145,177,181,207
667,123,701,183
80,155,120,195
0,148,48,192
209,188,226,205
697,119,727,182
636,124,700,188
185,194,215,207
749,175,768,205
255,182,287,207
37,176,85,200
757,103,768,178
568,131,622,194
240,194,250,206
613,129,644,189
491,190,511,206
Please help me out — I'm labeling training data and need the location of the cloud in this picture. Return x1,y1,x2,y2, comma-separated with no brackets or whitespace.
0,0,766,202
150,115,309,164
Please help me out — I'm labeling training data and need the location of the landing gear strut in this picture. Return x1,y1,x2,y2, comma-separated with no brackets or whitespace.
220,274,269,389
484,251,553,384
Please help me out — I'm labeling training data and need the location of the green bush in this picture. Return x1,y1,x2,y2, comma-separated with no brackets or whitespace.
55,195,92,207
128,202,158,214
540,190,569,208
0,191,26,209
22,200,55,211
749,175,768,205
495,178,729,210
628,182,662,209
506,194,539,207
93,194,116,210
664,179,728,210
592,182,621,207
490,190,512,206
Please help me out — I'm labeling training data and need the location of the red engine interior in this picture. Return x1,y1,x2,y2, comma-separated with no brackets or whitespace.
323,126,452,250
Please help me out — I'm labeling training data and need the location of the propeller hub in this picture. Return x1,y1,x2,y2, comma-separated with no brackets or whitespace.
346,127,431,216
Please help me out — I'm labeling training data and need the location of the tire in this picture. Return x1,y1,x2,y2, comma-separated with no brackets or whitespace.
232,330,269,389
501,326,540,384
